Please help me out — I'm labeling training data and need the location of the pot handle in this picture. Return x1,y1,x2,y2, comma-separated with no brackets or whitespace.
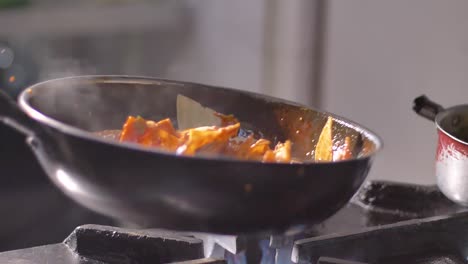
413,95,445,122
0,90,43,138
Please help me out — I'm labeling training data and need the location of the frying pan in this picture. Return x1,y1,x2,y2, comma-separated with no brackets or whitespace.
0,75,382,235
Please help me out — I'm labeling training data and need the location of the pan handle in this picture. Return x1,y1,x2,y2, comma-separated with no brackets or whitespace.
413,95,445,122
0,90,43,138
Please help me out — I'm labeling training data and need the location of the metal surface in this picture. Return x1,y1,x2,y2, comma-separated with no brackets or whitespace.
0,180,465,264
0,224,226,264
0,75,382,234
413,95,468,206
64,225,205,263
436,128,468,206
293,211,468,264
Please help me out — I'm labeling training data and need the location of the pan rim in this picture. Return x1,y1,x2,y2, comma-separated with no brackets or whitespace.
435,104,468,146
18,74,383,166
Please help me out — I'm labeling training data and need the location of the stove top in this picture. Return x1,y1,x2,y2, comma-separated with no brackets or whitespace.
1,180,466,264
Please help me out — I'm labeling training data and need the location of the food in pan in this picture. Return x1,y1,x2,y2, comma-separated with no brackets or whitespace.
315,116,353,162
101,112,353,163
118,114,292,163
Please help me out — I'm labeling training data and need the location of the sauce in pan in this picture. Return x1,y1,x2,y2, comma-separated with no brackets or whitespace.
94,113,357,163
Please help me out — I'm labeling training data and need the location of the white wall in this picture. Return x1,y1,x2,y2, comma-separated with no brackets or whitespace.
164,0,321,107
323,0,468,184
164,0,266,94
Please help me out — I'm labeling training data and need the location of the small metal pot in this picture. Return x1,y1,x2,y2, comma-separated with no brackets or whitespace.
413,95,468,205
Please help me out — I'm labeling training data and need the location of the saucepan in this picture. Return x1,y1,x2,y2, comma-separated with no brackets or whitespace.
413,95,468,206
0,75,382,234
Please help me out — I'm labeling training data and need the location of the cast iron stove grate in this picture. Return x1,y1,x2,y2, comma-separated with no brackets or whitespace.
1,180,467,264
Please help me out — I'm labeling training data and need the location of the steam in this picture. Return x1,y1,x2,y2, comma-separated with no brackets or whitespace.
37,55,97,81
28,47,145,132
31,69,191,135
29,48,219,133
28,51,112,132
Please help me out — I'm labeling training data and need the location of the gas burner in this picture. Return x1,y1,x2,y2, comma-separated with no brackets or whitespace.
0,224,225,264
1,180,467,264
293,211,468,264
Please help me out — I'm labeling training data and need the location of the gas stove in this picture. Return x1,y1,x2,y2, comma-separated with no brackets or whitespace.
1,180,467,264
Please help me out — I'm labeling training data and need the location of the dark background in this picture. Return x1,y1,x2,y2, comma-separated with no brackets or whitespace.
0,124,115,251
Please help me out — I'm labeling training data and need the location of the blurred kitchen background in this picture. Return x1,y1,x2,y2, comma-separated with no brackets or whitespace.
4,0,468,184
2,0,468,249
4,0,468,180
